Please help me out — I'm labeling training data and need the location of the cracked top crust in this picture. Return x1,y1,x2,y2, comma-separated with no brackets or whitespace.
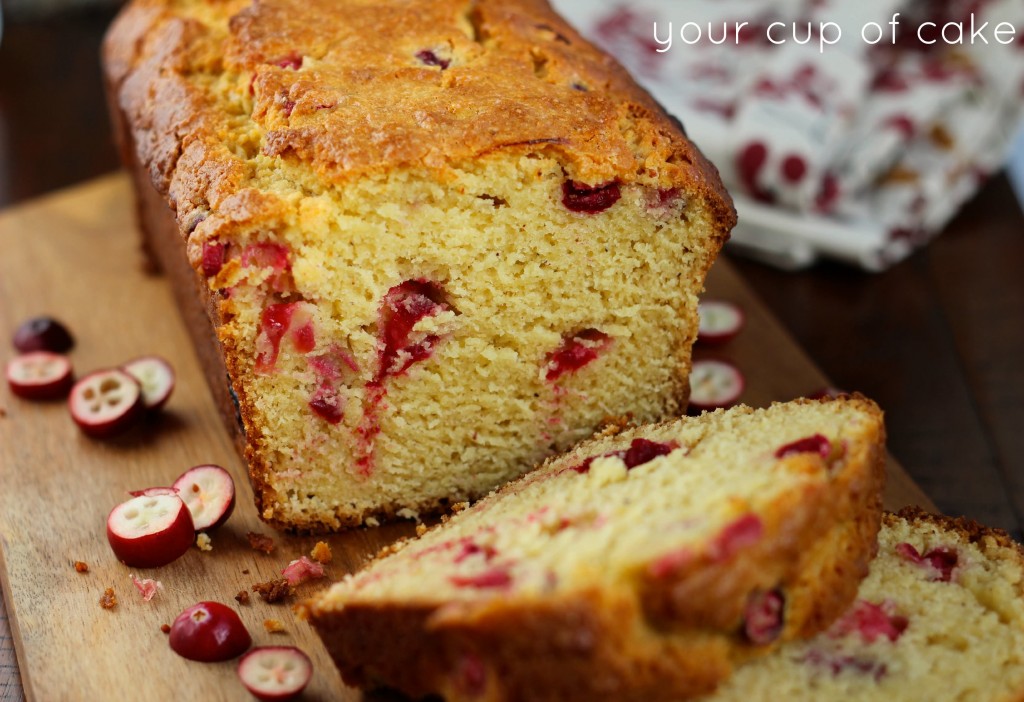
103,0,735,232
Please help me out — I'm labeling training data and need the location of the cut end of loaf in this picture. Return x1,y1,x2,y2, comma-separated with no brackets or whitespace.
199,156,725,531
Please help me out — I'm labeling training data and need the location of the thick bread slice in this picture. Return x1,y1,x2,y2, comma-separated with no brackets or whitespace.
306,396,886,701
704,507,1024,702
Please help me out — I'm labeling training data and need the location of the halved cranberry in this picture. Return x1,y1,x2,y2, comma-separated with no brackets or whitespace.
895,543,958,582
743,589,785,644
241,243,291,290
828,600,908,643
545,329,612,382
572,438,677,474
255,302,315,374
376,280,450,381
622,438,677,468
561,180,621,213
415,49,450,69
775,434,831,459
309,385,344,424
308,346,359,382
450,567,513,589
307,346,358,423
202,241,226,277
13,316,75,353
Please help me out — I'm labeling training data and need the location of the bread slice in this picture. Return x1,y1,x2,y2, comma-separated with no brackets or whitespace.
703,507,1024,701
102,0,735,532
306,396,886,701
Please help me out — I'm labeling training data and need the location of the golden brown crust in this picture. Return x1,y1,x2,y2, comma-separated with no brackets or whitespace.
104,0,735,233
888,506,1024,560
311,591,732,702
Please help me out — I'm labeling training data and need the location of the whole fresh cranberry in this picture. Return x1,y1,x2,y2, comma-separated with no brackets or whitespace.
13,316,75,353
169,601,252,662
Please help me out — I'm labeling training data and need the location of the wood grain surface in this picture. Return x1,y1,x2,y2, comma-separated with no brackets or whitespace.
0,175,933,700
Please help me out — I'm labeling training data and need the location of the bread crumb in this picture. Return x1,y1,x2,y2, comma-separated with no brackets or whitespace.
310,541,333,563
263,619,286,633
247,531,275,554
415,524,428,537
99,588,117,610
160,624,171,634
364,516,380,528
242,569,250,575
396,507,420,522
235,589,251,605
196,532,213,552
73,561,89,573
253,578,293,603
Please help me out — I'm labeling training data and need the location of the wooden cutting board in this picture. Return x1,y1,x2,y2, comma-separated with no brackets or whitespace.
0,175,933,701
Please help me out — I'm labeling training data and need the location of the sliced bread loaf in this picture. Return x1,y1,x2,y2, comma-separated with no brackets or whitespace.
306,396,886,701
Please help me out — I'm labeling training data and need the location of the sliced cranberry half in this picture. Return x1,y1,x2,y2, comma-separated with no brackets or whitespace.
172,464,236,532
6,352,74,400
238,646,313,701
697,300,745,345
775,434,831,459
241,242,291,290
68,369,144,438
545,329,613,382
828,600,908,644
202,241,226,277
572,438,677,474
895,543,958,582
255,302,316,374
106,493,196,568
561,180,621,213
687,360,744,412
121,356,176,412
376,280,451,380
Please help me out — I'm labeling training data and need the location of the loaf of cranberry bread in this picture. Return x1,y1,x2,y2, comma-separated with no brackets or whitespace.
305,396,886,701
101,0,735,532
705,507,1024,701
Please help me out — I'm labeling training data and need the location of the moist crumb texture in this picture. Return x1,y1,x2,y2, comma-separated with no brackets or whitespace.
307,397,886,701
103,0,735,532
703,508,1024,702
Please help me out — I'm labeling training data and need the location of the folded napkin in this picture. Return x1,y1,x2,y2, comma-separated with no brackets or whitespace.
553,0,1024,270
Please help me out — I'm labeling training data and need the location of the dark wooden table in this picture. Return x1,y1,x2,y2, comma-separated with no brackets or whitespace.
1,8,1022,700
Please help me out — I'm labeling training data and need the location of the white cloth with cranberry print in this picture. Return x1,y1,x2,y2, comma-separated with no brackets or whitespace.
552,0,1024,270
